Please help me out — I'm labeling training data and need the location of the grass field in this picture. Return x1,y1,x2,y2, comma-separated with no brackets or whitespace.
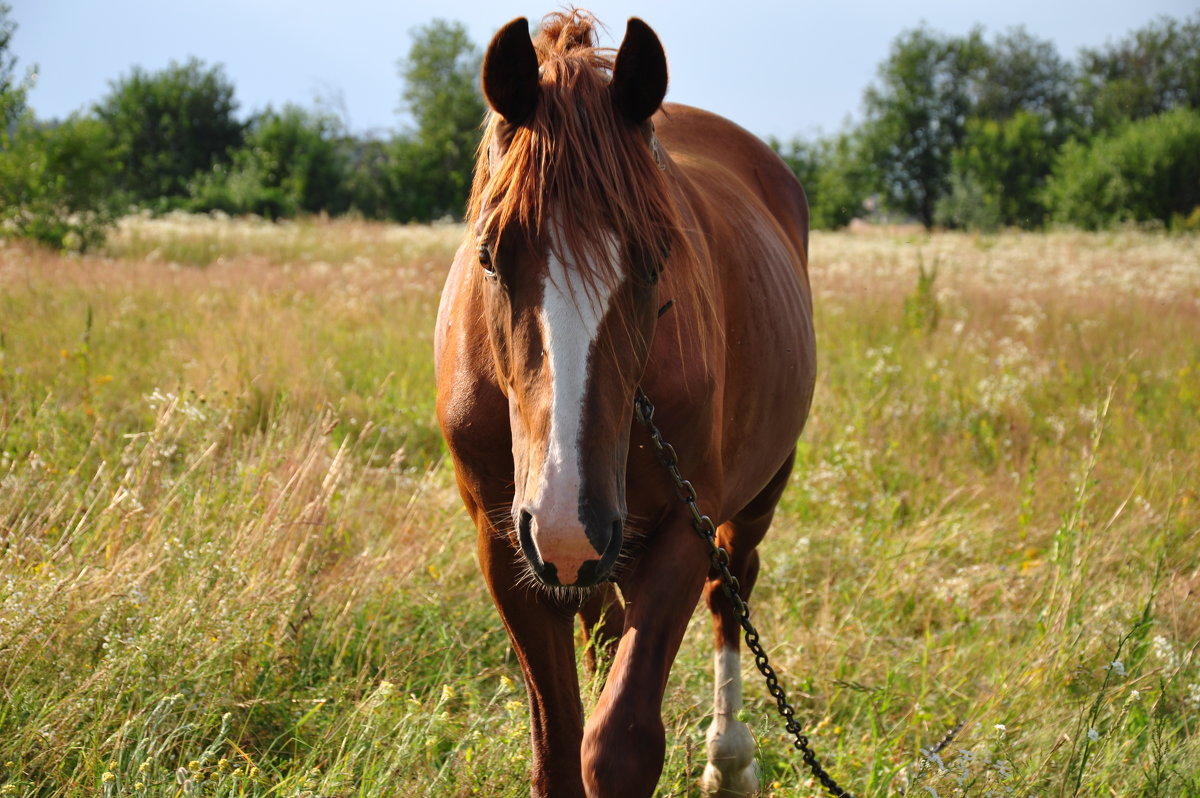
1,214,1198,797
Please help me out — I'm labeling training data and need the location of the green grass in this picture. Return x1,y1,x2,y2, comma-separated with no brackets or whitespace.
0,218,1197,796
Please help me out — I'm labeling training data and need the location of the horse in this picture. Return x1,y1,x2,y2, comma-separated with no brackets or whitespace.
434,11,814,797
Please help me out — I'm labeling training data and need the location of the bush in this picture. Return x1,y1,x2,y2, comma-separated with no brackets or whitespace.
0,115,119,250
187,106,348,219
937,111,1056,230
1044,108,1200,229
936,171,1003,232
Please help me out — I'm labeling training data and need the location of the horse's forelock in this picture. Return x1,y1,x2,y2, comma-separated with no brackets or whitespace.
468,12,682,291
534,8,601,57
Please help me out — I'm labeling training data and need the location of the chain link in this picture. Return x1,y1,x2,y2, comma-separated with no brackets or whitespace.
633,387,856,798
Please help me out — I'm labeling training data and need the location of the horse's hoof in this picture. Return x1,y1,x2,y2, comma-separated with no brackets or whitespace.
699,760,759,797
702,713,758,796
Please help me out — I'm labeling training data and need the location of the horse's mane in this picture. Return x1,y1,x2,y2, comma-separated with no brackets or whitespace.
467,10,693,299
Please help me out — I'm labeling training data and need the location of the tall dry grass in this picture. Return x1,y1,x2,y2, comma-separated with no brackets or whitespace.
0,216,1196,796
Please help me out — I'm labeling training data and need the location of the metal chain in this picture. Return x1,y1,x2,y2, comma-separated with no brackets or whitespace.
633,387,856,798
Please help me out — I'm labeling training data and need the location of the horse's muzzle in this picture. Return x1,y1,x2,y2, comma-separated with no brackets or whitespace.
517,509,623,587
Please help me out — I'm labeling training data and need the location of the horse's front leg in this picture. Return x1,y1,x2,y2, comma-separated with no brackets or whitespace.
477,522,587,798
581,517,711,797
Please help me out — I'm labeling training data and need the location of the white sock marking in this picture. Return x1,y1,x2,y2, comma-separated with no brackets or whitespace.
702,647,758,796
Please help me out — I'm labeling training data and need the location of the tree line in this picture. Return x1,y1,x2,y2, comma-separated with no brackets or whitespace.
1,6,1198,250
775,14,1200,231
0,8,484,249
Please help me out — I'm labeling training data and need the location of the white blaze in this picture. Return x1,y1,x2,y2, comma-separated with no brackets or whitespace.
526,228,620,578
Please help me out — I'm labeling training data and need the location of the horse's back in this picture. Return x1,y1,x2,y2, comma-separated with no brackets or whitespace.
654,103,809,269
649,103,815,518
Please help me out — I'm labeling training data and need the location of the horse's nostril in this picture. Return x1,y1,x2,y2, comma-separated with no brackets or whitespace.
518,509,533,537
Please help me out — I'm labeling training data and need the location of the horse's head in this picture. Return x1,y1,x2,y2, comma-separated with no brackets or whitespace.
468,12,680,588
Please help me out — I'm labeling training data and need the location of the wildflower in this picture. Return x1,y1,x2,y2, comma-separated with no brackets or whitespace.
102,771,116,783
1087,728,1100,742
138,761,151,773
499,674,516,693
1151,635,1181,669
1103,660,1126,677
441,684,456,702
994,723,1006,737
1,786,17,795
188,761,201,772
249,766,261,779
134,783,144,791
1185,683,1200,711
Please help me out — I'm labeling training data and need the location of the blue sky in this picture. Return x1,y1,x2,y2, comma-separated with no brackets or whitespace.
8,0,1197,142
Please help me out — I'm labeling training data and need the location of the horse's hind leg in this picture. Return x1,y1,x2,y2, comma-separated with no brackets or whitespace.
700,451,795,797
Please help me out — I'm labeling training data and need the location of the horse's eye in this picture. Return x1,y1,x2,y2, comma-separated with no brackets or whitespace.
478,245,496,277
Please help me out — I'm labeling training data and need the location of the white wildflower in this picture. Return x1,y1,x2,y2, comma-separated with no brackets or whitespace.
1185,683,1200,711
1103,660,1126,677
1151,635,1181,670
1087,728,1100,742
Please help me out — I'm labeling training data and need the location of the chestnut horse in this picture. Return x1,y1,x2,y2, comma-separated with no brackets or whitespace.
435,11,813,797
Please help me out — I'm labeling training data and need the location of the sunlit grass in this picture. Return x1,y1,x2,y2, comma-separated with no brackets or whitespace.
0,218,1196,796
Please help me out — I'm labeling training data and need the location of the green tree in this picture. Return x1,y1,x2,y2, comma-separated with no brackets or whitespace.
859,26,988,228
96,58,244,204
0,6,116,249
1077,13,1200,130
936,111,1056,229
1043,107,1200,229
772,132,870,229
0,115,119,250
974,28,1075,134
390,19,485,221
341,136,395,219
188,105,348,218
1,3,22,128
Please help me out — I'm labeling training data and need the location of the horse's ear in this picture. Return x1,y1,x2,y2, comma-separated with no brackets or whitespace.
611,18,668,124
482,17,540,125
